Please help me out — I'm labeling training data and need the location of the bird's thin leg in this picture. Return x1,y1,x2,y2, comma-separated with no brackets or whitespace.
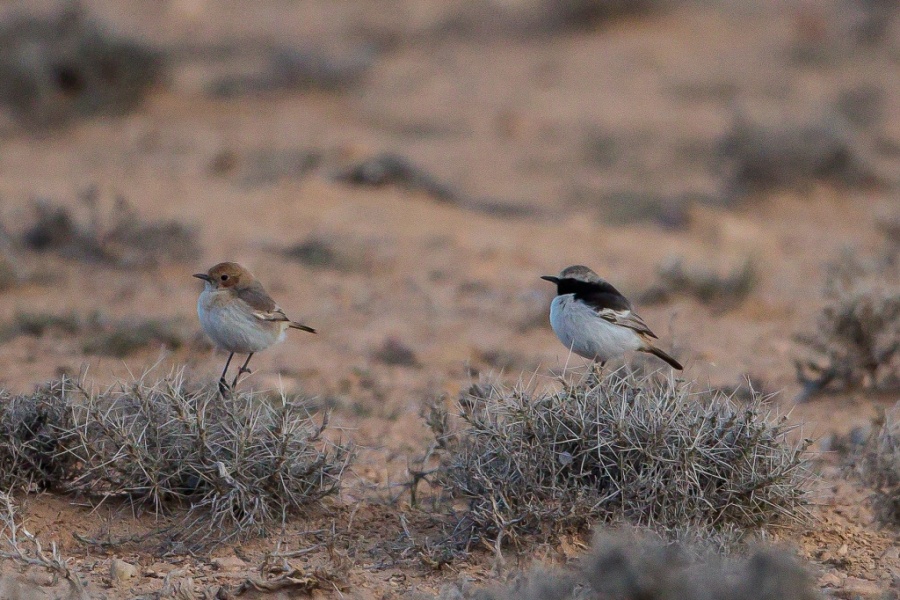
231,353,254,391
218,352,234,396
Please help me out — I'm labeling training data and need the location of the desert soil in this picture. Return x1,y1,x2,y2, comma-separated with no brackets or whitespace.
0,0,897,598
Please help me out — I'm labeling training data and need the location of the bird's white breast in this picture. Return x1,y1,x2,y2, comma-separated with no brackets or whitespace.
549,294,642,362
197,289,286,353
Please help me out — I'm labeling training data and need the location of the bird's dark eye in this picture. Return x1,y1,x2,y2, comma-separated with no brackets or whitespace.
221,274,229,281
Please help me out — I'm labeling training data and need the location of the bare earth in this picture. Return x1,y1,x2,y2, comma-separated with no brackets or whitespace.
0,0,897,598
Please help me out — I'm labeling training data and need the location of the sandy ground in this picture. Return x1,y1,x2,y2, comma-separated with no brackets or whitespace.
0,0,897,598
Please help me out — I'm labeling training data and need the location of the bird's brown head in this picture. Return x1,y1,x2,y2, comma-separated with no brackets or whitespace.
193,262,254,290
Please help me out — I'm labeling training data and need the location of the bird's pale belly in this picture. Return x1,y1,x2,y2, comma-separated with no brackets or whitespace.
198,291,285,353
549,294,641,362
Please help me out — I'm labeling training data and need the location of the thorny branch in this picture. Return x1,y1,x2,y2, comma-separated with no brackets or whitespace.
0,492,89,599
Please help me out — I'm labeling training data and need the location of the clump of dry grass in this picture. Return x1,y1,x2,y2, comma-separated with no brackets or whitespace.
642,256,756,309
585,190,690,230
0,373,352,551
209,45,373,98
0,380,74,492
2,311,81,339
334,153,458,202
373,336,420,367
795,249,899,400
428,369,810,549
716,114,879,202
80,318,186,357
852,402,900,526
0,310,188,357
0,248,22,292
0,6,162,129
544,0,672,30
432,529,819,600
20,192,199,267
211,147,322,187
283,234,377,273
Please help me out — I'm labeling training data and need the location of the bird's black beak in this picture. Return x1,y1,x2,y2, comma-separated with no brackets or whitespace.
193,273,213,283
540,275,559,284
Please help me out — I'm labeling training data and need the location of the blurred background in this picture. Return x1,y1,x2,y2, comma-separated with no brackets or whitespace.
0,1,896,595
0,0,896,413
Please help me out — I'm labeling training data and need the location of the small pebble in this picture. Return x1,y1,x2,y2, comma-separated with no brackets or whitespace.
110,559,138,584
212,556,247,571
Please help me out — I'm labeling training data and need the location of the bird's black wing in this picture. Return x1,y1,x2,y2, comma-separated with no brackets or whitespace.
570,279,659,340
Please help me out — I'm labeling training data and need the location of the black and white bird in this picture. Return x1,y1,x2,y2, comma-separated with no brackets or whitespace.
541,265,683,369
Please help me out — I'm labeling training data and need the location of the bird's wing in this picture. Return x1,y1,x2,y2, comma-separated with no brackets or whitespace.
253,307,292,323
574,283,659,340
236,282,292,322
595,308,658,339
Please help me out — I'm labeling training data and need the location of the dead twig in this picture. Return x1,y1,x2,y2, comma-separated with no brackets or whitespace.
215,564,344,598
0,492,89,599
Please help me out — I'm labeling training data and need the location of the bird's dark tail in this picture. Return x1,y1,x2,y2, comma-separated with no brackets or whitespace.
645,345,683,370
289,322,317,334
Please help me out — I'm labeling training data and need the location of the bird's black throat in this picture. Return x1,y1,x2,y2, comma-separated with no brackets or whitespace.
555,278,631,312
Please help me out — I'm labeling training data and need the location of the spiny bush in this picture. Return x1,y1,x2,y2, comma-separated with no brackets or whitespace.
853,402,900,526
429,369,810,548
433,529,820,600
0,373,352,550
547,0,671,30
645,256,756,309
0,6,162,129
20,192,199,268
795,248,900,399
716,114,878,202
0,310,188,357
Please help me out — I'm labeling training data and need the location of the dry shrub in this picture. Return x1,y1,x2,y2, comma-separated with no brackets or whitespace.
1,310,188,357
586,190,690,230
373,336,420,367
429,370,810,548
3,311,81,338
853,402,900,526
835,85,885,129
209,45,373,97
433,530,819,600
0,248,21,292
851,0,899,45
643,256,756,309
716,114,878,202
20,192,199,267
880,215,900,247
0,374,352,551
80,318,185,357
0,6,162,129
0,381,73,492
334,153,458,202
544,0,672,30
795,249,900,399
211,148,322,187
283,234,378,273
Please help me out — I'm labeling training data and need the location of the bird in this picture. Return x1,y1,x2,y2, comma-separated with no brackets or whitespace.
194,262,316,394
541,265,683,370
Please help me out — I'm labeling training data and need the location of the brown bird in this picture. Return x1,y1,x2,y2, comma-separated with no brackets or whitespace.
194,262,316,394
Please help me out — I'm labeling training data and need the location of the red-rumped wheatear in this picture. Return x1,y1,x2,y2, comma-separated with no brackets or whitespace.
194,262,316,394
